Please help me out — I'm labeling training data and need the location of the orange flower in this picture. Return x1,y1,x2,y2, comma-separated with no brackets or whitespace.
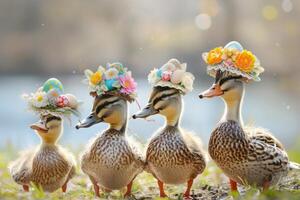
235,50,255,72
90,71,102,85
207,47,223,65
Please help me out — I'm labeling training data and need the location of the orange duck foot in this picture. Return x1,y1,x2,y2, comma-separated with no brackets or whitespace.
157,180,168,198
229,179,238,192
61,182,67,193
263,181,271,191
183,179,194,199
23,185,29,192
124,181,133,197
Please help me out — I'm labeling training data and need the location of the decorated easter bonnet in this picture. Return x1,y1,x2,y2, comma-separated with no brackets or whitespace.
148,58,195,94
202,41,264,81
84,62,137,102
23,78,81,118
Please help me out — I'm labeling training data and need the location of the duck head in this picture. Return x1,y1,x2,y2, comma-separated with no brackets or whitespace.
30,115,62,144
199,70,245,101
199,70,246,124
133,86,182,126
76,94,128,131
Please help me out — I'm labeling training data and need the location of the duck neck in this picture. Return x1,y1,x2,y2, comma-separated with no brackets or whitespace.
165,98,182,127
108,104,128,133
40,126,62,146
221,88,245,127
109,118,127,133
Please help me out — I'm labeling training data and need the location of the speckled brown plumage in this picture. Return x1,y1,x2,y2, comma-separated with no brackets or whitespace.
10,145,76,192
146,125,206,184
81,128,144,190
209,120,289,186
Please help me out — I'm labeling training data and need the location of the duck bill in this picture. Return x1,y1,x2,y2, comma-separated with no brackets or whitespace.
199,84,224,99
75,112,101,129
30,121,48,133
132,104,158,119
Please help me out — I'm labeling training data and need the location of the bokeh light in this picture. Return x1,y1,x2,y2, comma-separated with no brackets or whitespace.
282,0,293,12
262,5,278,21
195,13,212,30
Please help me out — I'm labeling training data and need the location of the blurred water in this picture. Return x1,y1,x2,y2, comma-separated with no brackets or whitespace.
0,75,299,150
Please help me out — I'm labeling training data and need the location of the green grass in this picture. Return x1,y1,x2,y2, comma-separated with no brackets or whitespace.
0,147,300,200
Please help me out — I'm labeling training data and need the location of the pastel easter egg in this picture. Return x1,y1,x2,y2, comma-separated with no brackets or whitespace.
171,70,185,84
224,41,243,52
42,78,64,94
105,79,116,90
56,95,69,107
65,93,78,109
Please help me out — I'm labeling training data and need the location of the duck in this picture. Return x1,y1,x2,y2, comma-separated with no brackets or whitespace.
76,63,144,197
133,59,206,199
199,41,300,192
9,114,76,192
9,78,79,193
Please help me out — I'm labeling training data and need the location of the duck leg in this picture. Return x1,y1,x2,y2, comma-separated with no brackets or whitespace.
157,179,167,198
124,180,133,197
22,185,29,192
183,179,193,199
262,181,270,191
61,181,68,192
229,179,238,192
89,175,100,197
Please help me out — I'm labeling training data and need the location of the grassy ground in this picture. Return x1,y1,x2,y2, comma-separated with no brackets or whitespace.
1,145,300,200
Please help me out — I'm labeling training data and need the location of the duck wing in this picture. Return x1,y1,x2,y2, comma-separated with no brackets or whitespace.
245,126,284,150
9,148,36,185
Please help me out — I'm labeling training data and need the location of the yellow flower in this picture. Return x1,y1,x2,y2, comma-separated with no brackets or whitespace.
90,71,102,85
207,47,223,65
235,50,256,72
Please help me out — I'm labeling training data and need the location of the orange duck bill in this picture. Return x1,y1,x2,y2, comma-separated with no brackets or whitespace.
199,83,224,99
30,121,48,133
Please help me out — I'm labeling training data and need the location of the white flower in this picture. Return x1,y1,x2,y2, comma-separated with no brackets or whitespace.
181,73,195,92
171,70,185,84
32,91,48,108
148,69,160,84
105,68,119,79
161,63,176,72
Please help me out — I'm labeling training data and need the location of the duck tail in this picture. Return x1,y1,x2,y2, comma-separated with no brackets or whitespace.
288,161,300,170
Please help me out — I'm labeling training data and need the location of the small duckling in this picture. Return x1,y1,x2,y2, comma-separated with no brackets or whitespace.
133,59,206,199
76,63,144,197
199,41,300,192
9,78,79,193
9,115,76,192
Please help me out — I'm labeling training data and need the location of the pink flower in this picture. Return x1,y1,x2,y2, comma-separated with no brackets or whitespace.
162,71,172,81
119,74,137,95
56,95,69,107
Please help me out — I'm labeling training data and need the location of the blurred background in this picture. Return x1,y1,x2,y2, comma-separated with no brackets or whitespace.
0,0,300,151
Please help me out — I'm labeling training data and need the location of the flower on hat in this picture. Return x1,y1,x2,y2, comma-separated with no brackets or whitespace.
202,41,264,81
235,50,255,72
23,78,80,118
105,68,119,79
119,73,137,95
181,73,194,92
32,91,48,108
90,71,102,85
162,71,172,81
148,59,194,94
207,47,223,65
84,63,137,101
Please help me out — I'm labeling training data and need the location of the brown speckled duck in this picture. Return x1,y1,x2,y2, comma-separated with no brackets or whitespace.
76,63,144,197
9,78,79,192
199,41,300,192
9,115,76,192
133,59,206,198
